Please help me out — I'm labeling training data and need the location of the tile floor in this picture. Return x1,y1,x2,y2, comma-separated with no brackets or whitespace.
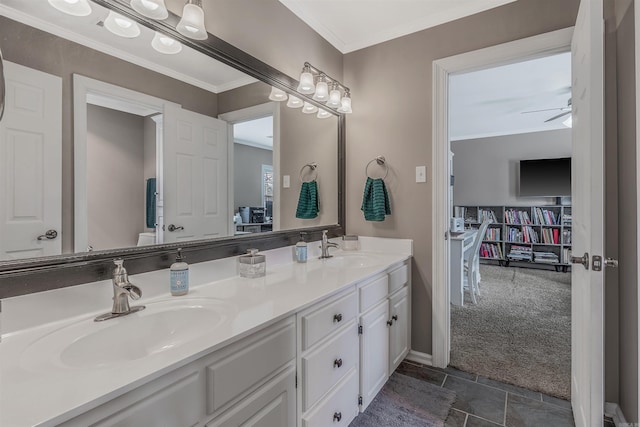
397,361,615,427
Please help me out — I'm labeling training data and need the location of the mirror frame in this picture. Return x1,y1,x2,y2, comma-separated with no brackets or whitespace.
0,0,345,298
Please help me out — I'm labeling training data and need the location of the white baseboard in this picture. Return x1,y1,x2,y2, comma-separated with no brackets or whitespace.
605,402,628,426
405,350,433,366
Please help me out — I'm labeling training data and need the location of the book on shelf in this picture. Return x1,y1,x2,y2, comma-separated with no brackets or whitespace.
484,227,501,241
562,229,572,244
562,213,572,226
504,209,532,225
533,207,559,225
541,228,560,244
480,243,503,259
478,208,498,223
562,248,572,264
507,245,533,261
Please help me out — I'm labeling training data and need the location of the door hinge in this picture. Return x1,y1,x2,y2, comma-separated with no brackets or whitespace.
358,324,363,335
358,395,363,406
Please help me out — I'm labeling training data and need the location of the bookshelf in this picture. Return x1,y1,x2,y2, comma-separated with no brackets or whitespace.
453,204,572,272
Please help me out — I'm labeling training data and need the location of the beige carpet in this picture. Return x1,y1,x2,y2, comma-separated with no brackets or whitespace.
450,265,571,400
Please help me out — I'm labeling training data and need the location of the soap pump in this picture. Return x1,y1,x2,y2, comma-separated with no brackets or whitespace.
295,232,307,263
170,248,189,296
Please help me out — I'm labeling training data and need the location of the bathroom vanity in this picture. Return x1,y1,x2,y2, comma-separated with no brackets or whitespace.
0,237,411,427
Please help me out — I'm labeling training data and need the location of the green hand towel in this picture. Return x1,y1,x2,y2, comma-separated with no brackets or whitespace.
296,180,319,219
361,177,391,221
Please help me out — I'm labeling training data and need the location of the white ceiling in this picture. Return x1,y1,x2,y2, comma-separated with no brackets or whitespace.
449,52,572,141
234,117,274,150
278,0,517,53
0,0,256,93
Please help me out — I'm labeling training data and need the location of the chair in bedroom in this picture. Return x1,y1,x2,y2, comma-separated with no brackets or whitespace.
464,219,491,304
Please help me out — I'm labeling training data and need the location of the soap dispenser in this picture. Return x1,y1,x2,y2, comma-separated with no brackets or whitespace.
170,248,189,296
295,232,308,263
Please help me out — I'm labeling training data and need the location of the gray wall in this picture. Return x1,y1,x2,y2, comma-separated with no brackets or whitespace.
234,144,272,209
452,130,571,207
343,0,580,355
615,0,638,421
0,16,218,253
87,105,146,250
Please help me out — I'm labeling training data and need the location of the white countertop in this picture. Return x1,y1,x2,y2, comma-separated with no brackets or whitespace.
0,236,411,427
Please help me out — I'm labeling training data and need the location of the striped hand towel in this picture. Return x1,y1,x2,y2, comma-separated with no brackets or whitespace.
296,180,319,219
361,177,391,221
145,178,157,228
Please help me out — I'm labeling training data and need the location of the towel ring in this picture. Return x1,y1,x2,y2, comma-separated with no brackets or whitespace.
299,162,318,183
365,156,389,179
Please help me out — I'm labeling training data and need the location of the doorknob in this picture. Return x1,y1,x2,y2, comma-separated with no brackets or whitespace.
167,224,184,232
604,257,619,268
37,230,58,240
570,252,589,270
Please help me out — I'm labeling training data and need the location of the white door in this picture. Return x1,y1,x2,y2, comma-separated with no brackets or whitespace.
570,0,605,425
163,105,228,243
359,300,389,411
389,287,410,373
0,61,62,259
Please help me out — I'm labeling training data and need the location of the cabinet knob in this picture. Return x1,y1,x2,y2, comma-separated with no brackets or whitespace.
333,412,342,422
333,358,343,368
387,320,393,326
333,313,343,323
392,315,398,321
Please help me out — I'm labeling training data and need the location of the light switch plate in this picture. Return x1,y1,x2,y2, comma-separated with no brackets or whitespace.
283,175,290,188
416,166,426,183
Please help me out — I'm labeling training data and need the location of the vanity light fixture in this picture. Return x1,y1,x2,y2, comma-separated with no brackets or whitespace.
286,95,303,108
302,102,318,114
317,108,331,119
48,0,92,17
130,0,168,20
268,87,288,102
177,0,208,40
151,32,182,54
104,11,141,38
297,62,352,114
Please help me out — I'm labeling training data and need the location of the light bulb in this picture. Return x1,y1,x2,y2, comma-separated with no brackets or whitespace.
302,102,318,114
312,76,329,102
317,109,331,119
104,11,141,38
297,65,315,94
131,0,169,20
326,84,342,108
337,91,353,114
177,1,208,40
151,32,182,54
48,0,92,16
268,87,288,102
287,95,303,108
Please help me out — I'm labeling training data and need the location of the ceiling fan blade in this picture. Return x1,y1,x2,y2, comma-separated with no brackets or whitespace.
521,107,566,114
544,110,572,122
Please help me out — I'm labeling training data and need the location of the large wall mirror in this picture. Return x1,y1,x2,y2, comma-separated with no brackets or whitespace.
0,0,344,297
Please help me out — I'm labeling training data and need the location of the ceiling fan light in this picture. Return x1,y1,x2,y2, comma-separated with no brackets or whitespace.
48,0,92,16
297,65,315,94
312,76,329,101
302,102,318,114
151,32,182,54
131,0,169,20
268,87,288,102
177,1,208,40
287,95,303,108
104,11,141,38
317,108,331,119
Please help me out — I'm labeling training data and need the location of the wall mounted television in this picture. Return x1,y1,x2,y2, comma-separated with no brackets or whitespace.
519,157,571,197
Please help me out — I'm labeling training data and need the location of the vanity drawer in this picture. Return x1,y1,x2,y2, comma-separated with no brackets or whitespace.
359,274,389,313
301,288,357,350
388,263,409,294
301,319,358,411
301,367,359,427
206,318,295,415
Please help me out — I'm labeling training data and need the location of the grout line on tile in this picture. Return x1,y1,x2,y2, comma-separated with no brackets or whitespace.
463,412,469,427
504,392,509,426
404,360,422,368
441,374,448,388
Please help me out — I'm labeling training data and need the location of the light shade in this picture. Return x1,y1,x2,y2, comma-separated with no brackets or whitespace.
312,75,329,102
326,83,342,108
104,11,141,38
317,109,331,119
297,65,315,94
177,1,207,40
131,0,168,20
152,32,182,54
302,102,318,114
268,87,288,102
562,115,572,128
47,0,92,16
337,91,353,114
287,95,303,108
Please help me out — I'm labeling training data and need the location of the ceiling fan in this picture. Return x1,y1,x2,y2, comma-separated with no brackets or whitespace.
521,97,572,122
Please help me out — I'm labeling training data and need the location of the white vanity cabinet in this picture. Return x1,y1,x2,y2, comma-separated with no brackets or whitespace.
59,317,296,427
358,261,411,411
298,286,360,427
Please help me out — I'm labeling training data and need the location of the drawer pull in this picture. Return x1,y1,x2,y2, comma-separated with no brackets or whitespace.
387,319,393,326
333,358,343,368
392,315,398,321
333,412,342,422
333,313,343,323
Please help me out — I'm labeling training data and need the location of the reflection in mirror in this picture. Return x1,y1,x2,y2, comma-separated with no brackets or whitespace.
0,0,340,261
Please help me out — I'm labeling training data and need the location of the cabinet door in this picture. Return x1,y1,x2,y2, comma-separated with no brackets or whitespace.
389,287,410,373
206,365,296,427
359,300,389,411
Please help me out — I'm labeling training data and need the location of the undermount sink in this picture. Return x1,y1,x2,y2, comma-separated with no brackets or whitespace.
21,298,234,371
322,253,382,269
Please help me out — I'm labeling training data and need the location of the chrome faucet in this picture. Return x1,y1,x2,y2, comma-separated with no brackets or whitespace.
95,259,145,322
320,230,339,259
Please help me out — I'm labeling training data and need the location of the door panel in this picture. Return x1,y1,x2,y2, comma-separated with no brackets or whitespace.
359,300,389,411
